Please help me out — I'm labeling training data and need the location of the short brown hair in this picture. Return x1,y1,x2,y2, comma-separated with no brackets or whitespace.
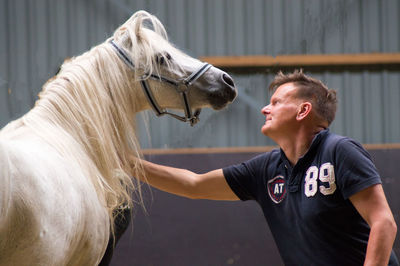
269,69,337,125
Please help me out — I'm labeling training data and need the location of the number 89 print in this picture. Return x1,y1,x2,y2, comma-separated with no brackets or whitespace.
304,163,337,197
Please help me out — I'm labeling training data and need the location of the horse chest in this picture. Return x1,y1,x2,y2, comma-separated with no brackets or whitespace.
0,138,110,265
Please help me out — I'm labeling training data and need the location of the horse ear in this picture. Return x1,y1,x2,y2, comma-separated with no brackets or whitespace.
135,16,143,42
115,26,133,48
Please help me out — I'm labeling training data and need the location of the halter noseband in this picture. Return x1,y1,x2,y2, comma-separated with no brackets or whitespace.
109,39,212,126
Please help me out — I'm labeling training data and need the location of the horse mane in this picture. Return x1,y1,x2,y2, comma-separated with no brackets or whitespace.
20,11,171,233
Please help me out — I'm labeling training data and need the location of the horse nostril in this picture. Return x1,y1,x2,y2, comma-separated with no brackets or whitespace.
222,73,235,87
220,73,237,102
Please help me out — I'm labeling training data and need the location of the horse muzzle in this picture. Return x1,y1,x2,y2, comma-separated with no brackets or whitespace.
207,72,237,110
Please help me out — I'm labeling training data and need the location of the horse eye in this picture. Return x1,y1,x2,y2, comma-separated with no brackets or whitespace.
155,53,172,65
155,54,164,65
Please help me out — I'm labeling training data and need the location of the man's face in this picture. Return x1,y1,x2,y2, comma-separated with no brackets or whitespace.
260,82,302,137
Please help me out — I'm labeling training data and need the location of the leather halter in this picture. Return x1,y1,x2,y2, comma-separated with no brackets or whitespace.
109,39,212,126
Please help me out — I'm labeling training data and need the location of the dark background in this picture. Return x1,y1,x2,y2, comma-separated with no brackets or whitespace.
110,149,400,266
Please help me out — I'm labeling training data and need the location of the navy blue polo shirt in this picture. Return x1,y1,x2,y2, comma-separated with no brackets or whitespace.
223,130,398,265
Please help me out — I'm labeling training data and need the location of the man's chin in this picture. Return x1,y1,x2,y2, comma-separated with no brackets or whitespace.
261,126,270,136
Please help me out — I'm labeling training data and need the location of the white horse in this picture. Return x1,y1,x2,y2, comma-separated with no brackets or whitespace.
0,11,236,265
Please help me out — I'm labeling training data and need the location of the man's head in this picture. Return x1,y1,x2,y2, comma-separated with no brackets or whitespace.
268,69,337,125
261,70,337,138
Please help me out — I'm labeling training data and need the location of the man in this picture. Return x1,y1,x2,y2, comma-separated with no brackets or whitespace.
135,70,398,265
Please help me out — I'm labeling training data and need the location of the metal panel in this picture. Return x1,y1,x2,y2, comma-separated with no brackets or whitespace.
0,0,10,126
1,0,400,148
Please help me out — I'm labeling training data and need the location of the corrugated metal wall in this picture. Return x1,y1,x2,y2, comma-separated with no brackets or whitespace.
1,0,399,148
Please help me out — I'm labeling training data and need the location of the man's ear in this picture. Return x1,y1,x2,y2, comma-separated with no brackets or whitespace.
296,102,312,121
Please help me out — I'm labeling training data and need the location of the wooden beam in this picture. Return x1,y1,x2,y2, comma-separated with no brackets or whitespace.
143,146,275,155
199,53,400,68
142,143,400,155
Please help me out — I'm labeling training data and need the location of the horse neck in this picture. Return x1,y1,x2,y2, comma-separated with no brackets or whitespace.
24,47,144,200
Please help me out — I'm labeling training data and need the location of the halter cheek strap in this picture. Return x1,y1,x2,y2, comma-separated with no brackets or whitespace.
109,39,211,126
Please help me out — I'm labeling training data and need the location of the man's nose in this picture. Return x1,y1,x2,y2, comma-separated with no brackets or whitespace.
261,105,270,115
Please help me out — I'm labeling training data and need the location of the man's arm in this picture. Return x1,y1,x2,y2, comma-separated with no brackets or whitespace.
350,184,397,266
134,158,239,201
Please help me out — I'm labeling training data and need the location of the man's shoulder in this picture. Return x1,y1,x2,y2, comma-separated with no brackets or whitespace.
263,148,282,164
238,149,282,174
320,131,372,167
323,131,365,151
251,148,281,161
322,131,354,149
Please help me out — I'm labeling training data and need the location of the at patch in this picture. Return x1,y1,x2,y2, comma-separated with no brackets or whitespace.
267,175,287,204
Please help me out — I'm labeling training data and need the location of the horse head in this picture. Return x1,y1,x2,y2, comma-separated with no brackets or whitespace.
109,11,237,125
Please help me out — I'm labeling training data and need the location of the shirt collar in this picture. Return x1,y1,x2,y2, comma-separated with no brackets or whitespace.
280,129,330,192
280,129,329,164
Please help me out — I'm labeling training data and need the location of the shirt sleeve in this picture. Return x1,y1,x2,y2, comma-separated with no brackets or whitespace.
334,138,382,199
222,153,270,201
